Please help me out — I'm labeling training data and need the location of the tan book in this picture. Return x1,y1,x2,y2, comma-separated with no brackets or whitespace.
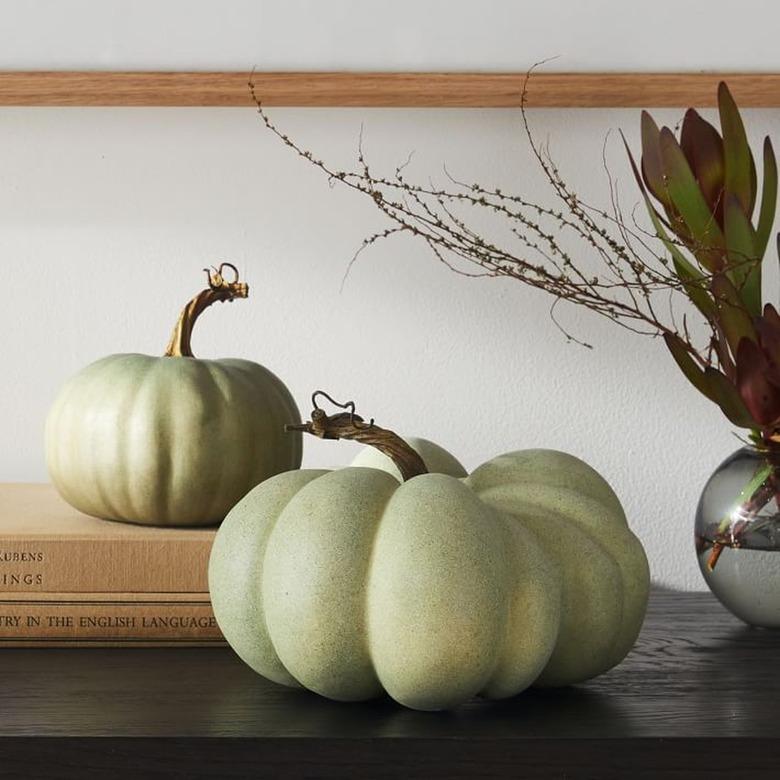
0,591,224,646
0,484,216,594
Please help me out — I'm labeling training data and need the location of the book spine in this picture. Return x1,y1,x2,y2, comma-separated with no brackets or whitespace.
0,537,212,593
0,594,224,644
0,640,222,647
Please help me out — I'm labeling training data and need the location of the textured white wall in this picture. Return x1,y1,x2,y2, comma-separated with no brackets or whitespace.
2,1,780,591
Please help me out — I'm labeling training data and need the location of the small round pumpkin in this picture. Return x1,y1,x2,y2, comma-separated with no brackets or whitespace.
45,265,301,526
209,394,649,710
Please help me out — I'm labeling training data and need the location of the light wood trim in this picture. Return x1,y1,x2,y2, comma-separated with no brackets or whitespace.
0,71,778,107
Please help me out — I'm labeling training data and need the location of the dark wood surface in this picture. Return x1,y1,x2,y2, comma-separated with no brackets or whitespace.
1,589,778,778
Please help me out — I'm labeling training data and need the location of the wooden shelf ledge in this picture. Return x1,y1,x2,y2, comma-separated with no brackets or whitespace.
0,71,779,107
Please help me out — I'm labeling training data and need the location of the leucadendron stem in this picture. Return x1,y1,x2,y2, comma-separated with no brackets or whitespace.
286,391,428,482
705,445,780,571
164,263,248,357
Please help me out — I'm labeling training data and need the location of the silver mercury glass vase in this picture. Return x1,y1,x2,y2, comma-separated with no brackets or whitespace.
696,445,780,627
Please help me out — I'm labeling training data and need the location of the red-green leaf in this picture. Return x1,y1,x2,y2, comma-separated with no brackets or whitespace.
764,302,780,328
723,193,760,315
718,81,757,217
680,108,725,226
777,234,780,307
705,366,757,428
624,134,717,317
623,131,716,319
624,130,669,221
757,303,780,365
766,363,780,390
713,324,736,382
659,127,725,271
640,111,674,210
756,136,778,259
736,338,780,426
711,274,757,355
664,333,716,401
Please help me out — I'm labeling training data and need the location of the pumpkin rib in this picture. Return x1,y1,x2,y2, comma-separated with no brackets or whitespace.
151,358,200,524
48,355,132,520
264,468,396,702
479,486,647,684
515,509,625,686
255,467,394,697
491,484,628,535
121,355,167,523
253,471,329,687
94,355,149,522
361,470,401,687
478,488,649,679
366,474,510,710
225,362,267,510
247,360,303,475
250,364,294,476
163,358,217,524
109,356,150,522
467,450,627,523
192,358,300,525
466,449,649,686
199,360,249,523
479,512,561,700
149,357,177,523
209,469,327,687
598,529,650,672
217,357,303,500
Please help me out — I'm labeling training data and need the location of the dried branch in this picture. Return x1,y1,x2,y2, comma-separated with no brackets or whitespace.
248,73,745,373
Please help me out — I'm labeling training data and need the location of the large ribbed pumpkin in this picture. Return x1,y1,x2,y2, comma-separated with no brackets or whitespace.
209,396,649,710
45,265,301,526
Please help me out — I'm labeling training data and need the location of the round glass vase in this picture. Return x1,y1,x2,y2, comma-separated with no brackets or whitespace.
696,445,780,627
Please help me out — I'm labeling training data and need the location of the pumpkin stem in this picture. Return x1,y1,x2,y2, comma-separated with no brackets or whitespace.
286,391,428,481
164,263,249,357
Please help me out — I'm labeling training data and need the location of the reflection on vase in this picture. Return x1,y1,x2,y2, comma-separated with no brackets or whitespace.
696,446,780,627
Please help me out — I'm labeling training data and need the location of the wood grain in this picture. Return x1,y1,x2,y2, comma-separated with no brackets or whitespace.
0,71,780,107
1,590,779,778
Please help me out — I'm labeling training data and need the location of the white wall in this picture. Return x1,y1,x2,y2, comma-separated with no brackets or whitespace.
1,0,780,71
3,1,780,591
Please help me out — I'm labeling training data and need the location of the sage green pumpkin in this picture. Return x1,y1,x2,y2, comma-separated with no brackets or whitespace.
45,266,302,526
209,423,649,709
209,465,561,710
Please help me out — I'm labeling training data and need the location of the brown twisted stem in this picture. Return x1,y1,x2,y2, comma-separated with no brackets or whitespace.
286,391,428,482
164,263,249,357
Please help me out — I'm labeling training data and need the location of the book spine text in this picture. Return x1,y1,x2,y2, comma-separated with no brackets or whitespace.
0,596,223,644
0,537,211,593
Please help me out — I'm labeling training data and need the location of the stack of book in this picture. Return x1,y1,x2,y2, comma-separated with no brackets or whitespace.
0,484,223,646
